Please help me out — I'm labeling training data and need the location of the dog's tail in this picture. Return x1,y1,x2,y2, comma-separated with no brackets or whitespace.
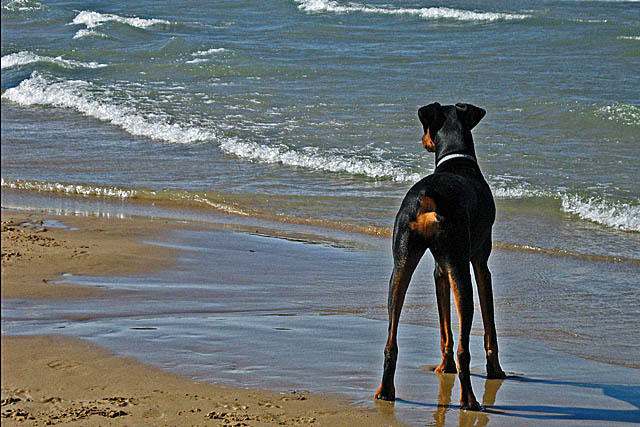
409,195,441,239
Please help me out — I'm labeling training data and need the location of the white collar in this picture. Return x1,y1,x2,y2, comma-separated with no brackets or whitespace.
436,153,477,168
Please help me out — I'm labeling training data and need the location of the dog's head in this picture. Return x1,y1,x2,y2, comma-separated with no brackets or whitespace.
418,102,485,161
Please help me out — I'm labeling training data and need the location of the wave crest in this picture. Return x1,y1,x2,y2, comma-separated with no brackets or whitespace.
69,10,171,38
1,72,216,144
1,51,107,70
219,138,422,182
294,0,529,22
71,10,171,29
1,178,138,198
2,0,43,12
561,194,640,232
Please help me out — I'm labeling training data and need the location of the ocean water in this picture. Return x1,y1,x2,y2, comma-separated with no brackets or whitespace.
1,0,639,389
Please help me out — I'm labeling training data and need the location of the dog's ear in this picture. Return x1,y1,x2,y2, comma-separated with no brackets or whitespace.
418,102,445,134
455,103,486,130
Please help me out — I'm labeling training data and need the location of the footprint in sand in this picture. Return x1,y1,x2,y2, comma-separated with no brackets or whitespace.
257,401,282,409
47,359,77,370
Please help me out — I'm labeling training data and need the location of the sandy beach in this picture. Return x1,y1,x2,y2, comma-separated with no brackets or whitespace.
2,206,639,426
1,210,176,300
1,209,399,426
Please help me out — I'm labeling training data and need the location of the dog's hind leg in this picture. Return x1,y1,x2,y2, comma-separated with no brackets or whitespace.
375,233,425,401
433,262,457,374
447,260,481,410
472,239,506,379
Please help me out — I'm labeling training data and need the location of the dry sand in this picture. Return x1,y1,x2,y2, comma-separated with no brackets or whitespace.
1,210,400,426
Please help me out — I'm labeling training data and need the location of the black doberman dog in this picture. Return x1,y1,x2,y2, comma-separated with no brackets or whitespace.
374,102,506,410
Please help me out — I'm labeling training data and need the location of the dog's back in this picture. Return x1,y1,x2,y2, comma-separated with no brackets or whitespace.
395,158,495,257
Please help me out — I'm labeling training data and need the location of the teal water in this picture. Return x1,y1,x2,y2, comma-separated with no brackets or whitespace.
1,0,639,412
2,0,639,238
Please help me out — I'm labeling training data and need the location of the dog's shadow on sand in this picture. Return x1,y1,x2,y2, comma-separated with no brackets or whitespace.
392,371,639,426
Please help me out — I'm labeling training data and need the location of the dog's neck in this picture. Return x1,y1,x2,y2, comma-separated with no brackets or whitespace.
434,133,478,170
436,153,477,168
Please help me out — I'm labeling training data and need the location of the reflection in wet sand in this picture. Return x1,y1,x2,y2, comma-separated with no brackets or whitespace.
433,373,504,427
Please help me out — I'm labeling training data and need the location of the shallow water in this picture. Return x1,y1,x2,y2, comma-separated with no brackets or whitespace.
2,221,639,425
3,188,640,370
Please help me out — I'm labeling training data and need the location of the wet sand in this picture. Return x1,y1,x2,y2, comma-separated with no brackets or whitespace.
1,210,176,300
1,335,398,426
1,209,399,426
2,208,639,426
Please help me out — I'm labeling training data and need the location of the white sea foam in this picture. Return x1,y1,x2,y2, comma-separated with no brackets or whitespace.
0,178,138,198
72,29,107,39
295,0,529,21
3,0,43,11
596,103,640,127
185,58,209,64
561,194,640,232
192,48,226,56
1,72,216,144
192,195,249,216
1,51,107,70
71,10,170,29
572,18,608,23
618,36,640,41
219,138,422,182
0,178,250,216
492,184,545,199
494,182,640,232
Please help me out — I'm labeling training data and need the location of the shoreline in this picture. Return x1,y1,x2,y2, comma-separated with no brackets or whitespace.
1,208,401,426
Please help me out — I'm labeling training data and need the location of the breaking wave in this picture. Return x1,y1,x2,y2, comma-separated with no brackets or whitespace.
192,48,226,56
1,72,216,144
219,138,422,182
2,0,43,11
72,29,108,39
561,194,640,232
70,10,171,29
69,10,171,38
1,178,138,199
0,178,249,217
294,0,529,22
1,72,417,181
491,180,639,232
1,51,107,70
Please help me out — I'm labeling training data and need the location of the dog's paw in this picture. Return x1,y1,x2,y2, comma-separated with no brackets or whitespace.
460,396,481,411
433,357,457,374
374,384,395,401
486,368,507,380
486,357,506,379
